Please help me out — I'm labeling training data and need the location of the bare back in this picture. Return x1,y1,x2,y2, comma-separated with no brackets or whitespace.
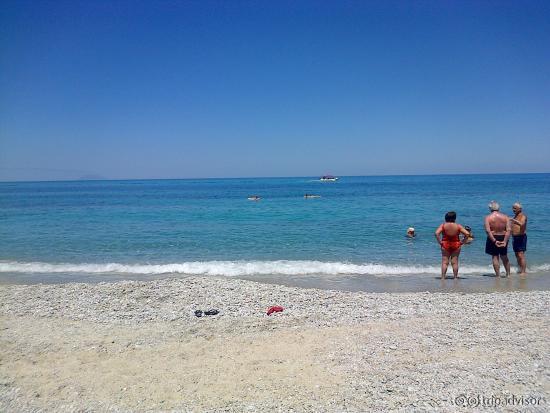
442,223,459,237
485,211,508,235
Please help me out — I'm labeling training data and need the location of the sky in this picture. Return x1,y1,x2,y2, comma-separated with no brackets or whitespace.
1,0,549,181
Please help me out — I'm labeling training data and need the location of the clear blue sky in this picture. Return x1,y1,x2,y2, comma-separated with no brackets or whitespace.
1,0,549,181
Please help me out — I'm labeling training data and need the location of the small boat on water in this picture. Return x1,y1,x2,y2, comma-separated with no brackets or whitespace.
247,195,261,201
319,175,338,182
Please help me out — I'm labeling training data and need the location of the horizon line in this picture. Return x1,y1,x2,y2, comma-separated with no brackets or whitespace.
1,171,549,184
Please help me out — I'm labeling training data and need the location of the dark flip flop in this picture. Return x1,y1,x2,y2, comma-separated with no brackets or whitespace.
194,310,203,317
204,309,219,316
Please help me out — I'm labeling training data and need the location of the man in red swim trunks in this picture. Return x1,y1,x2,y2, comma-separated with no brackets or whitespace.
484,201,511,277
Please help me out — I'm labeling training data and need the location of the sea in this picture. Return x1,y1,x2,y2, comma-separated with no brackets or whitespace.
1,174,549,292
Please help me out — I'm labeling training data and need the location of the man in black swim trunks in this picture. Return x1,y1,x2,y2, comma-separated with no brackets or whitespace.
484,201,511,277
510,202,528,275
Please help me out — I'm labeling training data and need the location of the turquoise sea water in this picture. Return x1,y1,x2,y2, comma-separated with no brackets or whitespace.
1,174,549,290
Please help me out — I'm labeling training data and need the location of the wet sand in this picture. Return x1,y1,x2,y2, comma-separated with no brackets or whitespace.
244,271,550,293
1,270,549,293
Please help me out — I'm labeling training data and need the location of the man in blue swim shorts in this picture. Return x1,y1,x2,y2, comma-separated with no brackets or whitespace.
510,202,528,275
484,201,511,277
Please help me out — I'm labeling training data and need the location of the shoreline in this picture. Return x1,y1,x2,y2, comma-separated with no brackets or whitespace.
1,270,549,294
1,276,548,412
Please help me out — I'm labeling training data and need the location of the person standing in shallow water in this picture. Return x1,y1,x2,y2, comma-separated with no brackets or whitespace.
463,226,474,244
510,202,528,275
435,211,470,279
484,201,511,277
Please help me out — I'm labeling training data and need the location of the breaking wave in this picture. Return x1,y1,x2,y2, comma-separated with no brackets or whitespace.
1,260,549,277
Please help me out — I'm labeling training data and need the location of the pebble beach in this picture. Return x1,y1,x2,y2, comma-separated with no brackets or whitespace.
0,276,548,412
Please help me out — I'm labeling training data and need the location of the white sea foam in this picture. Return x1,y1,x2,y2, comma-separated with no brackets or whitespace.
1,260,548,277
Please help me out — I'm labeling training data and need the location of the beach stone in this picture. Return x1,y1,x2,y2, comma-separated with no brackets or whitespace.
0,276,548,412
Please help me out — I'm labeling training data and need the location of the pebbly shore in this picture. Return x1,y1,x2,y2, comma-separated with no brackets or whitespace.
0,276,549,412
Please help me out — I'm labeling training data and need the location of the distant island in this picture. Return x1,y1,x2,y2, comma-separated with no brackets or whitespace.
78,174,106,181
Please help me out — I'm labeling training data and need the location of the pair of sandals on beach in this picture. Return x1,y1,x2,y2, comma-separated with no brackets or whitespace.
194,309,219,317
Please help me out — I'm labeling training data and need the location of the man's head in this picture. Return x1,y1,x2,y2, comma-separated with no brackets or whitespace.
512,202,522,214
488,201,500,212
445,211,457,222
407,227,415,236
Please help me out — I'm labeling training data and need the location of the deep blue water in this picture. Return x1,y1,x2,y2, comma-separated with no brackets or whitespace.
1,174,549,283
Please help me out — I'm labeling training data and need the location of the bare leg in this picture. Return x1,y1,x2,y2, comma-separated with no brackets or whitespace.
491,255,500,277
451,254,459,278
501,255,511,277
441,255,450,279
515,251,527,275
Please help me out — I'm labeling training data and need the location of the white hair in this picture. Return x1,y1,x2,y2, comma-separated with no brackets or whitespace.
513,202,522,210
488,201,500,212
